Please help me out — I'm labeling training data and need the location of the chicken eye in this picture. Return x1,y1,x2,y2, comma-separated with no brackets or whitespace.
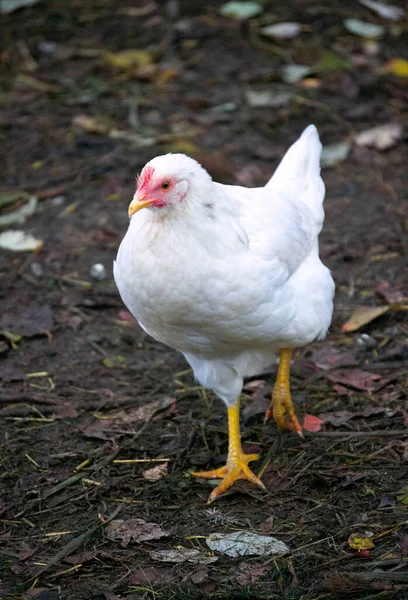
161,181,170,190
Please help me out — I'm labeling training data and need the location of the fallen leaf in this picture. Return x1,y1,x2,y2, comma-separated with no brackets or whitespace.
1,0,40,13
376,282,405,305
64,550,99,565
384,58,408,78
190,566,209,584
348,532,375,551
344,18,385,38
129,566,177,585
400,536,408,556
106,519,169,547
102,355,127,369
236,561,268,586
27,588,59,600
342,306,391,332
102,50,153,71
112,397,176,424
282,64,312,84
321,141,351,168
150,548,217,564
309,347,358,370
378,495,395,508
220,1,263,19
72,115,110,135
359,0,404,21
303,414,323,433
143,462,168,481
327,368,389,392
397,486,408,505
261,22,301,39
0,196,37,227
245,88,293,108
0,305,53,338
19,547,36,560
318,406,386,427
79,419,114,440
53,402,78,419
0,364,26,382
355,123,403,150
206,531,289,558
0,230,43,252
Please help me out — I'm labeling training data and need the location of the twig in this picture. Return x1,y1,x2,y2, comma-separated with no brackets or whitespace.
313,430,408,438
30,505,121,581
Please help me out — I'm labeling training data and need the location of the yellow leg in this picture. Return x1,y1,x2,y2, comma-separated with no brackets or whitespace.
192,398,266,503
265,348,302,436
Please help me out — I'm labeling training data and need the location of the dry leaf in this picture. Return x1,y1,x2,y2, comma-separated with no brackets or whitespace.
72,115,110,135
321,141,351,167
0,305,53,337
344,18,385,38
106,518,169,547
0,197,37,227
327,368,389,392
102,50,153,71
342,305,390,332
220,1,263,19
113,397,176,424
236,561,268,586
303,414,323,433
261,22,301,39
143,462,168,481
348,532,375,551
206,531,289,557
150,548,217,564
319,406,386,427
376,282,405,305
1,0,40,13
0,230,43,252
355,123,403,150
359,0,404,21
245,88,293,108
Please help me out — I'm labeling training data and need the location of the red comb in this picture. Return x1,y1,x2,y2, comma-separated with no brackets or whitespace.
137,166,155,189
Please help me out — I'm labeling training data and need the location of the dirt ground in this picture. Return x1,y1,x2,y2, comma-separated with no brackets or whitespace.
1,1,408,599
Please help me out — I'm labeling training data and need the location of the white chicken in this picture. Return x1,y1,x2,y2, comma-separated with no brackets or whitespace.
114,125,334,503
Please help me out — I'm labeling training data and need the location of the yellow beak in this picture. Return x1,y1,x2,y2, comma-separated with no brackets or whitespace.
128,193,155,217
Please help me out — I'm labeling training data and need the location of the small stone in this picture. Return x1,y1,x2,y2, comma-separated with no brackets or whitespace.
30,262,43,278
90,263,106,280
357,333,377,348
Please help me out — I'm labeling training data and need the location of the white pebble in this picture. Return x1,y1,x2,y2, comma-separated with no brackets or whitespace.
90,263,106,280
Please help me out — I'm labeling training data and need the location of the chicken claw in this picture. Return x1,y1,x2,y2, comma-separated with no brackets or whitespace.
193,451,266,504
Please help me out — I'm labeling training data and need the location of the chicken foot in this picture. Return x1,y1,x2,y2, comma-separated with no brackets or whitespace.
192,398,266,503
265,348,303,436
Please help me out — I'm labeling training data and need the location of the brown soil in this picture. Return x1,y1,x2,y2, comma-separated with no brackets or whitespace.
1,1,408,599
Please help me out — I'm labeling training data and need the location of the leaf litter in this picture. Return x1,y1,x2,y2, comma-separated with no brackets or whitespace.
0,230,43,252
206,531,290,557
150,548,218,564
2,0,408,598
106,519,169,547
355,123,403,150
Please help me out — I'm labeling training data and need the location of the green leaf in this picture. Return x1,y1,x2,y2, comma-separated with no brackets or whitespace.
397,486,408,505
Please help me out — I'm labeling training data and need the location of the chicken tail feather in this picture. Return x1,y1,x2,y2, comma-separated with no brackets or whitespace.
266,124,325,231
